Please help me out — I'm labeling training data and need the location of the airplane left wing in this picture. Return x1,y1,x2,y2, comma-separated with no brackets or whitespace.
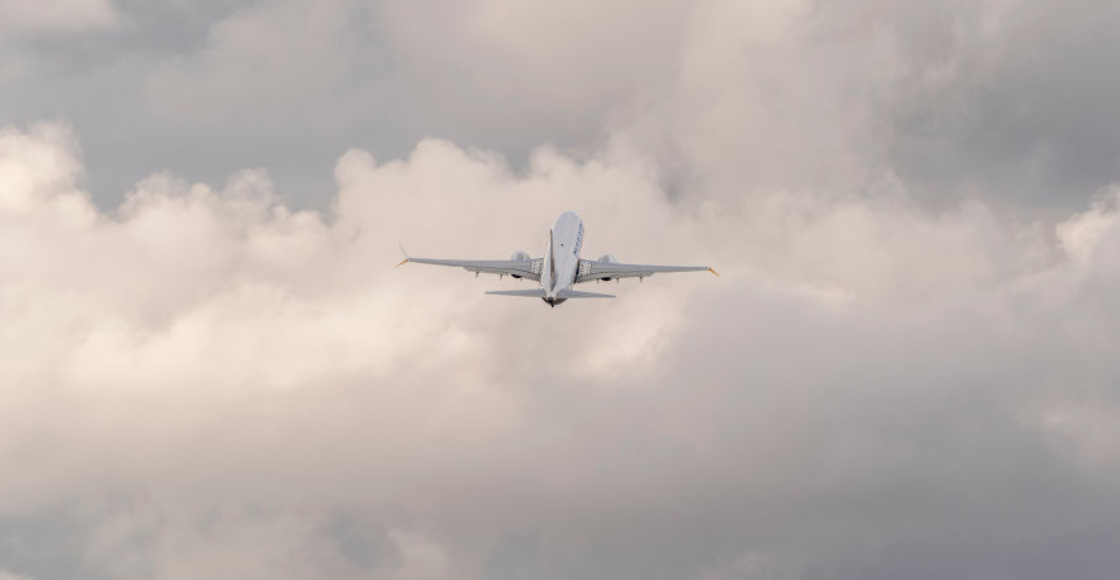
398,256,542,281
575,259,718,284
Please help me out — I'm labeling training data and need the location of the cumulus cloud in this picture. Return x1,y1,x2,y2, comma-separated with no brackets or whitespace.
4,1,1120,578
2,114,1120,578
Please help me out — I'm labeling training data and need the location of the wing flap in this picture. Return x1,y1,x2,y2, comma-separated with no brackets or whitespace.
575,259,715,284
401,257,542,281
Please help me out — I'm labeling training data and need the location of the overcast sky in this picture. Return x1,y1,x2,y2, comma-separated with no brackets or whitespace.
4,1,1120,579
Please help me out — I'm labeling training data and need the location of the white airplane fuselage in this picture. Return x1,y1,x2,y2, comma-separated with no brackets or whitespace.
540,211,584,306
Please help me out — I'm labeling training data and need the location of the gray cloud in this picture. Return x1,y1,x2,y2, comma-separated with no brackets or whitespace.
0,0,117,38
3,1,1120,579
4,0,1120,209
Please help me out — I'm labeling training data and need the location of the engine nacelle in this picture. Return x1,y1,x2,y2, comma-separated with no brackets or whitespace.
509,250,531,278
597,253,617,281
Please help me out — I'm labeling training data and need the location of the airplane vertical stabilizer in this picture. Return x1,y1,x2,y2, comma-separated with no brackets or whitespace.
548,229,556,287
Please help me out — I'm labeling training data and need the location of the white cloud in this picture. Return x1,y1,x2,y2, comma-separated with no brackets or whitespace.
5,1,1120,577
2,119,1120,578
1057,186,1120,267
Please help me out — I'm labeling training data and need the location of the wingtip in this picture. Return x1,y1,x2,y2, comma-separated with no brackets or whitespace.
396,243,411,267
708,267,720,277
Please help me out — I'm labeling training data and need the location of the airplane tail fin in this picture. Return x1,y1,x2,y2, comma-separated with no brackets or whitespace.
559,289,615,299
485,289,547,298
548,229,556,283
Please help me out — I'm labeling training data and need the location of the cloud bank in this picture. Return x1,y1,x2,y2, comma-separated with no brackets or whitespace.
6,0,1120,208
4,116,1120,578
3,1,1120,579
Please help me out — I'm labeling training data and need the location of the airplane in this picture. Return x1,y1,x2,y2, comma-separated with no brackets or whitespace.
397,211,718,307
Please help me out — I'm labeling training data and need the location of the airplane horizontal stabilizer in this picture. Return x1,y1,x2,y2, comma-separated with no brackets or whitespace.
485,289,548,298
559,289,615,299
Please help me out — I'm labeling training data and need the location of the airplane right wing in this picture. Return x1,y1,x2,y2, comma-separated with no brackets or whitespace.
575,259,718,284
398,255,542,281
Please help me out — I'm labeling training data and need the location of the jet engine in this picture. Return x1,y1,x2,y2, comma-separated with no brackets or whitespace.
509,250,531,278
597,253,617,281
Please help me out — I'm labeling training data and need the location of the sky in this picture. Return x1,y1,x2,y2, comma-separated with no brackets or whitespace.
2,1,1120,579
